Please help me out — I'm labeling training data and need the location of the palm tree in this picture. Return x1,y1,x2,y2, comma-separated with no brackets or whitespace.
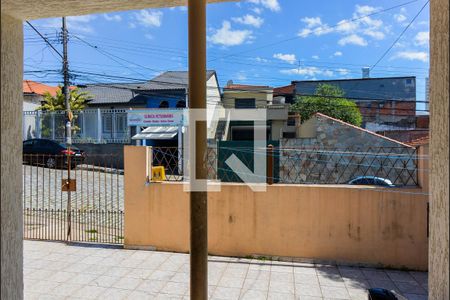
37,86,91,111
36,86,91,138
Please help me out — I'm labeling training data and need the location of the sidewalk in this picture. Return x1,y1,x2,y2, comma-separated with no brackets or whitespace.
24,240,428,299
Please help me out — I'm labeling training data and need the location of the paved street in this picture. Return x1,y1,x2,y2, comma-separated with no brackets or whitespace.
24,240,428,300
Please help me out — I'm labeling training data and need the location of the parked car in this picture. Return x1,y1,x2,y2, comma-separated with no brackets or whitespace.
23,138,85,168
348,176,395,187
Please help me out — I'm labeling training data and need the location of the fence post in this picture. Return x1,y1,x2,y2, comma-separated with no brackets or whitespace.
82,111,86,139
267,144,274,185
51,112,55,140
112,110,117,142
97,108,102,143
35,111,41,138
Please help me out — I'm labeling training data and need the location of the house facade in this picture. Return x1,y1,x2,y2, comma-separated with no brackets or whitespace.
221,83,295,141
292,75,417,132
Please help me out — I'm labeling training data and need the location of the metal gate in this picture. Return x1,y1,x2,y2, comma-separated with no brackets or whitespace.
23,153,124,244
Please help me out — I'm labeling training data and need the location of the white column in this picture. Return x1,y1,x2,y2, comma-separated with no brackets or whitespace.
1,13,24,300
97,108,102,143
35,110,41,138
178,125,183,175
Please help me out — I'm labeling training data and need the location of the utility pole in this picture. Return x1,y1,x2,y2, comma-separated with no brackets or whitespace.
62,17,72,240
188,0,208,299
62,17,71,145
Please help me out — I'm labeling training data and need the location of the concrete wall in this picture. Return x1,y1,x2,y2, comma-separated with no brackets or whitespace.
124,146,428,270
429,0,449,297
75,143,125,169
1,13,24,300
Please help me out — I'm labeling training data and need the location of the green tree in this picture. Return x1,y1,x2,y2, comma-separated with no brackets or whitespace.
291,84,363,126
37,86,90,111
36,86,91,137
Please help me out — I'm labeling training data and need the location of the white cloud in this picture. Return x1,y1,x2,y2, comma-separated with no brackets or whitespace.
392,51,428,62
336,20,358,34
255,57,269,63
312,55,319,60
252,7,262,14
394,7,407,23
248,0,281,12
302,17,323,28
103,14,122,22
209,21,253,46
144,33,154,40
333,51,343,57
337,68,350,75
297,4,385,43
280,66,334,77
273,53,297,64
232,14,264,28
338,34,368,46
298,28,313,37
355,5,378,15
415,31,429,46
394,13,407,23
363,29,385,40
136,10,163,27
45,15,96,33
128,23,136,29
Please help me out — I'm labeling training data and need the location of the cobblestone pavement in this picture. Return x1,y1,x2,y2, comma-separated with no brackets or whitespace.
23,164,124,211
24,240,428,300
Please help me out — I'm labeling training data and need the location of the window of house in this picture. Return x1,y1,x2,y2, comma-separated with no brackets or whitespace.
176,100,186,108
405,78,414,86
116,114,127,133
235,98,256,109
159,100,169,108
102,114,112,133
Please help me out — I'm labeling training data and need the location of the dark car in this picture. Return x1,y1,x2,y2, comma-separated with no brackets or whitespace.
348,176,395,187
23,139,85,169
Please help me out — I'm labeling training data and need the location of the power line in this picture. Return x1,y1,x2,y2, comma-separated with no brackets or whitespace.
25,21,63,60
371,0,430,70
23,68,431,105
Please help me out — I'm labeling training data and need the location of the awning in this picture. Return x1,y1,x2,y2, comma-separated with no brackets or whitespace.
132,126,178,140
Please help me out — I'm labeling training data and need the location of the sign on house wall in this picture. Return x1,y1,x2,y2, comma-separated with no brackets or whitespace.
127,109,183,126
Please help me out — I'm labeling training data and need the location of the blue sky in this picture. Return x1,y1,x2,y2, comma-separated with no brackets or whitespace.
24,0,430,111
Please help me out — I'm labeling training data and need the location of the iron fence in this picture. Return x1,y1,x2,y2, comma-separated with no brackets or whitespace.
23,109,130,144
278,146,418,186
151,145,419,186
23,153,124,244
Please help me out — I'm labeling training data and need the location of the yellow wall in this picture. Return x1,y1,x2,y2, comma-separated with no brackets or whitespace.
125,146,428,270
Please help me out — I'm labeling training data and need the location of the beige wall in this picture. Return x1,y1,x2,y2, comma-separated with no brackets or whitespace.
1,13,24,300
125,146,428,270
222,90,272,108
429,0,449,297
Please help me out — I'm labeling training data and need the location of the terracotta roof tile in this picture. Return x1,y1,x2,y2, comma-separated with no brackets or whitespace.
23,80,60,96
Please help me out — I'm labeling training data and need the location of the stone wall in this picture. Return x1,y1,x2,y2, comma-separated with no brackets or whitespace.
279,114,418,186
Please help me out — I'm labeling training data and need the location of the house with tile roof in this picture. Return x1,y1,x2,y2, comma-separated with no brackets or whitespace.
23,80,61,110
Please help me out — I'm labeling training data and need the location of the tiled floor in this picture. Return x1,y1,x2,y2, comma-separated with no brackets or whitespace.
24,240,428,300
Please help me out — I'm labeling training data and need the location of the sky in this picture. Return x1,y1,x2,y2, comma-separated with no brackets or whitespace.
24,0,430,112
